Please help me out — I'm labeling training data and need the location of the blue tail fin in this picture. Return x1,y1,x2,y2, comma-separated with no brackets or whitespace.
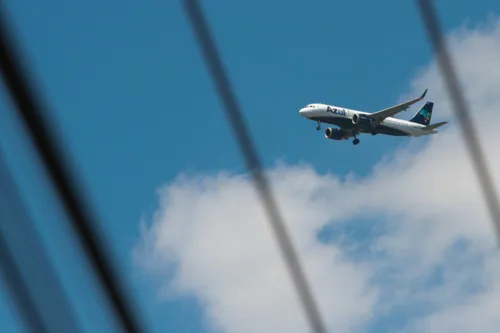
410,101,433,125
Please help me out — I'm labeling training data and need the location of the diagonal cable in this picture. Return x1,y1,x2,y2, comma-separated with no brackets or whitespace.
182,1,328,333
0,235,47,333
0,150,82,333
416,0,500,241
0,11,144,333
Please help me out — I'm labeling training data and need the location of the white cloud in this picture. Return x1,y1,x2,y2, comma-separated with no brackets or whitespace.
134,17,500,333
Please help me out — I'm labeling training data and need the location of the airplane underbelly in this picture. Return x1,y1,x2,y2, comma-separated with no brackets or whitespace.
376,124,409,136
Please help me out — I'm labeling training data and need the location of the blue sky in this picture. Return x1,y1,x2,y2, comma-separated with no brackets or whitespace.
1,1,500,332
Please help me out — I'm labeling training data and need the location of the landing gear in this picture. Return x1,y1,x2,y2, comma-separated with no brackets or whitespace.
316,121,321,130
350,130,360,145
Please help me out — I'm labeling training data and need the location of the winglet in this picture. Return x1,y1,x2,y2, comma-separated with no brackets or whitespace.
421,89,428,99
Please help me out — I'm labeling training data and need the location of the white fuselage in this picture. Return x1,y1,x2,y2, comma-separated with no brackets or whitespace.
299,103,438,136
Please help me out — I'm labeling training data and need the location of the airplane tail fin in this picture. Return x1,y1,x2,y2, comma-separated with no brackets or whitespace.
410,101,433,126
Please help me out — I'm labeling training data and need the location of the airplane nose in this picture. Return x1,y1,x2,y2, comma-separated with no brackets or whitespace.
299,107,307,116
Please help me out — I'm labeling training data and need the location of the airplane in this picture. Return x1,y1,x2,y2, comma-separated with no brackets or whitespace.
298,89,447,145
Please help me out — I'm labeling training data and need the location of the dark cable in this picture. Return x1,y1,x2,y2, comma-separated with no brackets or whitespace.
416,0,500,242
0,235,48,333
0,11,143,333
0,150,82,333
182,1,328,332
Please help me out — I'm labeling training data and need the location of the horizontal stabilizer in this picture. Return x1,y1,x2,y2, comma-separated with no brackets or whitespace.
425,121,448,131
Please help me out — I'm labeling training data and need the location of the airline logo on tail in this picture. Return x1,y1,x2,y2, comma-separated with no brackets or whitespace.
421,109,431,122
410,102,433,126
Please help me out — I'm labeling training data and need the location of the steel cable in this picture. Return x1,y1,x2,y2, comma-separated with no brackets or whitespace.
0,150,82,333
0,11,144,333
417,0,500,242
182,1,328,333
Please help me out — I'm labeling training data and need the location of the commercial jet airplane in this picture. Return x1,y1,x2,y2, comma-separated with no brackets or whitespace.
298,89,447,145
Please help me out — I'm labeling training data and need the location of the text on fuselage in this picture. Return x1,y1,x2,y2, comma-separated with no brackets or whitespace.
326,106,346,116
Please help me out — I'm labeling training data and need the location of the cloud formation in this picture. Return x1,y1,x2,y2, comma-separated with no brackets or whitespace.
135,17,500,333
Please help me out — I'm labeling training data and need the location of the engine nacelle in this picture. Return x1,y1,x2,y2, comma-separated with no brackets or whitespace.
351,113,374,127
325,127,348,140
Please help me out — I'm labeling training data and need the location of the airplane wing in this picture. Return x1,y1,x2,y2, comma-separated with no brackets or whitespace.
369,89,428,121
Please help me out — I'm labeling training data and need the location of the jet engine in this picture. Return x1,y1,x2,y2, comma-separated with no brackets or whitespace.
352,113,368,125
352,113,377,128
324,127,347,140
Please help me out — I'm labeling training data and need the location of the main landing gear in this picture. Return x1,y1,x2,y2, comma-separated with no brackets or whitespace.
352,133,360,145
